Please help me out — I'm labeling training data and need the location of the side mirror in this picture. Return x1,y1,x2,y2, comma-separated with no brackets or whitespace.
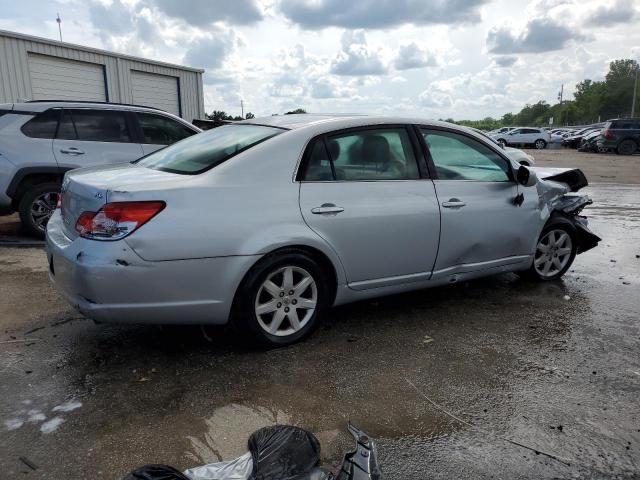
517,164,537,187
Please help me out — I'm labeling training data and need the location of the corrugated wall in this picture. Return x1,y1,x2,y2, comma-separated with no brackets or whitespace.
0,31,204,121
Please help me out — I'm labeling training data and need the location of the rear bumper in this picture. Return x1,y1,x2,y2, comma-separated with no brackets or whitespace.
45,211,259,325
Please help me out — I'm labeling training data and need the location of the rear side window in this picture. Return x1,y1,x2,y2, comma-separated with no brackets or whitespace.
137,113,196,145
135,124,283,174
57,109,132,143
301,127,419,181
21,109,60,139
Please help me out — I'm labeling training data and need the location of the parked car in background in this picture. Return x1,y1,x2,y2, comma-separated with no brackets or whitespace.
489,127,517,135
597,118,640,155
468,127,535,165
562,127,600,149
492,127,551,149
578,130,606,153
47,114,599,347
0,101,200,236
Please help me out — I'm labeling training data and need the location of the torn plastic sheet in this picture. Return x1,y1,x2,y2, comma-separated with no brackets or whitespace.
184,452,253,480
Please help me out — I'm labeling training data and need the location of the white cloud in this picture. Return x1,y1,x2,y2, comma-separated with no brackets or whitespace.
394,43,439,70
330,30,388,76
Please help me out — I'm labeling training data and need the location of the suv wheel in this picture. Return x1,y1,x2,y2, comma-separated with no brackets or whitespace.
231,251,330,348
617,139,637,156
534,139,547,150
497,139,507,148
18,182,60,238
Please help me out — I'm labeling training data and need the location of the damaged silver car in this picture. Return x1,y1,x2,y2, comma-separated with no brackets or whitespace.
46,115,600,347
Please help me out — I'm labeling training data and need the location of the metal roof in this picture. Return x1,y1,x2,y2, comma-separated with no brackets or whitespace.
0,29,204,73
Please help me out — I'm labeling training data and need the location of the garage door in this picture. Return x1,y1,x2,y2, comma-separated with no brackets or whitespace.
131,71,180,116
28,53,107,102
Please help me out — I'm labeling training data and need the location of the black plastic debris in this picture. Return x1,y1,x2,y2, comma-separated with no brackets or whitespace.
248,425,324,480
123,424,379,480
124,464,191,480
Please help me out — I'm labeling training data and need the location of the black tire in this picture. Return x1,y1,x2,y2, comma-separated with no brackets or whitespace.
521,216,578,281
497,139,507,148
518,160,531,166
18,182,60,238
534,139,547,150
617,139,637,156
230,250,331,348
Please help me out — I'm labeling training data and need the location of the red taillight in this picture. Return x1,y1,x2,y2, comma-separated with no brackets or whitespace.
603,129,615,140
75,201,165,240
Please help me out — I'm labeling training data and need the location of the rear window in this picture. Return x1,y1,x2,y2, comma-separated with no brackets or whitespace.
21,109,60,139
57,109,132,143
135,124,283,174
611,120,639,129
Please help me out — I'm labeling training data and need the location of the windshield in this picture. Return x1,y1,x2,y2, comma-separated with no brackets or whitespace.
135,124,284,174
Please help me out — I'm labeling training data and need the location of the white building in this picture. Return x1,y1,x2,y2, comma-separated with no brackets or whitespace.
0,29,204,121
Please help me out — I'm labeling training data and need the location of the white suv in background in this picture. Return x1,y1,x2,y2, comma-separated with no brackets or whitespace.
492,127,550,150
0,101,200,237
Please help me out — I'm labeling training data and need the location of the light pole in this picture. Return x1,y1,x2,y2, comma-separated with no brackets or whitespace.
632,64,638,117
56,13,62,42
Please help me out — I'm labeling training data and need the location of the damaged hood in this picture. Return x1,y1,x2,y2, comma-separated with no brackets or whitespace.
530,167,589,192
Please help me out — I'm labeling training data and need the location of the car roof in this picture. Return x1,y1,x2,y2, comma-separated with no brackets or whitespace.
8,100,172,114
240,113,471,131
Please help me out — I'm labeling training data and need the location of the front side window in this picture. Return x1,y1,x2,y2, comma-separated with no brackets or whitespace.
421,129,510,182
21,109,59,139
137,113,196,145
59,109,132,143
135,124,283,174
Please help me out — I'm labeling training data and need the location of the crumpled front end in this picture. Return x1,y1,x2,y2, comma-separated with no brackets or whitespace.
533,167,601,254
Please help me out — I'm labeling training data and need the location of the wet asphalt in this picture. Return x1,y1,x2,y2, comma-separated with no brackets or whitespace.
0,183,639,479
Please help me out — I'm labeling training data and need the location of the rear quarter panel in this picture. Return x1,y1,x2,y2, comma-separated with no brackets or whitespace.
118,131,347,284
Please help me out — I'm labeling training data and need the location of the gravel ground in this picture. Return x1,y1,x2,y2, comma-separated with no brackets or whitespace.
0,150,639,479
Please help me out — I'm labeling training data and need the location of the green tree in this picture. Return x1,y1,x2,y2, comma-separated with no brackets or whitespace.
602,59,638,118
285,108,307,114
245,112,255,119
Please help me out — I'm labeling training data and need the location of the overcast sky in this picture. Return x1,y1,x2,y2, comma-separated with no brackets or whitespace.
2,0,639,119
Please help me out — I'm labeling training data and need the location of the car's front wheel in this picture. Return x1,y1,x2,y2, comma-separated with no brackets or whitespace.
18,182,60,238
534,139,547,150
231,251,330,347
523,217,577,281
617,139,637,155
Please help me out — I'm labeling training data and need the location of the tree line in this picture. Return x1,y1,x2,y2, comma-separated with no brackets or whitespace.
452,59,639,130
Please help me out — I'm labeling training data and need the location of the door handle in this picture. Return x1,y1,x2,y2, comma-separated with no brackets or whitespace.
311,203,344,215
60,148,84,155
442,199,466,209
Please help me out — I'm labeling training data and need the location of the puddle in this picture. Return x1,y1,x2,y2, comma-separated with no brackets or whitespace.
186,403,290,464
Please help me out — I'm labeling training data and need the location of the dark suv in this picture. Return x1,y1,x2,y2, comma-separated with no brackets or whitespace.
597,118,640,155
0,101,200,237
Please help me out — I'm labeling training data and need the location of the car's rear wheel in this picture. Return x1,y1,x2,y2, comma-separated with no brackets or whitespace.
523,217,577,281
617,139,637,155
497,139,507,148
231,251,330,347
534,139,547,150
18,182,60,238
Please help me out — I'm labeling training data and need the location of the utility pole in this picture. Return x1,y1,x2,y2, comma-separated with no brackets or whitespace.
56,13,62,42
557,83,564,125
632,64,638,117
240,99,244,119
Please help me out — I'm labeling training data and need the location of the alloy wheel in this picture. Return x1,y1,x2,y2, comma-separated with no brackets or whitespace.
535,139,546,149
534,229,573,278
254,266,318,337
30,192,58,232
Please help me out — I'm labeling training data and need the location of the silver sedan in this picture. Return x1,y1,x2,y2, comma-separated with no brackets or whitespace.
46,115,600,346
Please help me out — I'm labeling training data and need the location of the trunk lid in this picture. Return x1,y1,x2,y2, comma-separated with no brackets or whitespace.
60,163,189,239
